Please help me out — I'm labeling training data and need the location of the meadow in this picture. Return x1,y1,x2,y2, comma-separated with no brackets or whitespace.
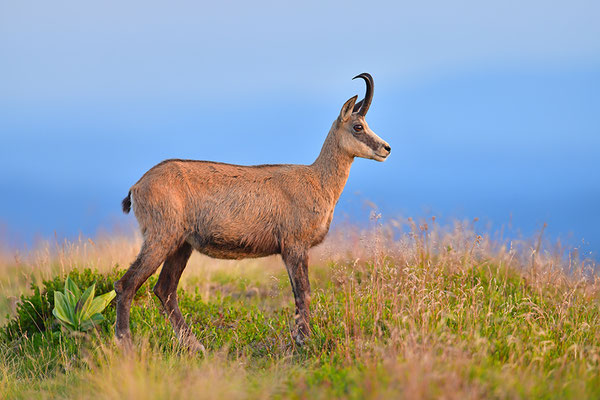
1,218,599,399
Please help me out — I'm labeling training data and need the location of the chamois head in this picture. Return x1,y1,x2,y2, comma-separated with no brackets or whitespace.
336,73,391,162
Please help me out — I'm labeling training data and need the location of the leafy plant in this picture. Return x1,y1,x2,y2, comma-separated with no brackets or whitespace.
52,277,116,332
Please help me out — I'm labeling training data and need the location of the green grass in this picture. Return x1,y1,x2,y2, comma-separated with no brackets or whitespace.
1,223,599,399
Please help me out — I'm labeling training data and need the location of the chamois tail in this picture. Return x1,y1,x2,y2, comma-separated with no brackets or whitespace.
122,191,132,214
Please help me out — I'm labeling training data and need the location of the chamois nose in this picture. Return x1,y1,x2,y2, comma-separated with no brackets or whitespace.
383,144,391,153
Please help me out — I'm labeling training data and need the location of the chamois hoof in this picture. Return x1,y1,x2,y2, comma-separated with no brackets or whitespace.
186,338,206,355
178,332,206,355
190,341,206,355
293,334,306,347
114,332,133,352
293,326,309,347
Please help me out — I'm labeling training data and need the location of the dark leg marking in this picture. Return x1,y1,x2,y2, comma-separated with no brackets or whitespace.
114,239,176,347
153,242,204,352
282,246,311,345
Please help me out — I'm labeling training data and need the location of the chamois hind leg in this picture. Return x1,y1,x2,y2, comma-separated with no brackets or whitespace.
282,245,311,346
114,238,176,346
153,242,204,353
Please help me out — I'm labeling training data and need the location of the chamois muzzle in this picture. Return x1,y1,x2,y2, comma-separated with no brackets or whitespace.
352,73,374,116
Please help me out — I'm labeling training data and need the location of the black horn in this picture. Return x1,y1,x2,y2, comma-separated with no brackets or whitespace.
352,73,374,116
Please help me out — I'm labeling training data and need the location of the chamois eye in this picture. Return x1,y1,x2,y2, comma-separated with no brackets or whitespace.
353,124,363,132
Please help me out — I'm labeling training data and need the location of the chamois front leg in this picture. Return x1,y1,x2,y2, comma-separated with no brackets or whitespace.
282,246,311,346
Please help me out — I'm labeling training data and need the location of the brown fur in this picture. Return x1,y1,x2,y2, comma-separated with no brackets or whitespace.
115,83,391,349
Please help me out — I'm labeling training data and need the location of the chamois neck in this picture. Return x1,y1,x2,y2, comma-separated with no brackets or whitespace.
311,125,354,203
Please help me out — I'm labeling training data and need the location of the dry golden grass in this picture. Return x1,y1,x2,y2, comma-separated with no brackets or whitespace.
1,218,599,399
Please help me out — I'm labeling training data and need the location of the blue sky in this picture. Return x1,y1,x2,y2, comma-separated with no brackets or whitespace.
1,1,599,256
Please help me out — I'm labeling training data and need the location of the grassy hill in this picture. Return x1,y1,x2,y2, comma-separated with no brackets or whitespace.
1,220,599,399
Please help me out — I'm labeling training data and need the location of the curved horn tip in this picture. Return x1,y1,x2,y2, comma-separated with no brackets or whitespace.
351,73,374,116
352,72,373,81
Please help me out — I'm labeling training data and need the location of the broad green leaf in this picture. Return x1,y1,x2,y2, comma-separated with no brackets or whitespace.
80,313,105,331
55,318,73,330
75,283,96,326
64,278,79,313
62,278,78,324
65,276,81,299
55,316,77,331
53,291,69,322
90,313,105,323
86,290,116,317
53,291,75,329
53,280,115,332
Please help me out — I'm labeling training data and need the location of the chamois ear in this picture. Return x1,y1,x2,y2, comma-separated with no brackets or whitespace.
338,95,358,122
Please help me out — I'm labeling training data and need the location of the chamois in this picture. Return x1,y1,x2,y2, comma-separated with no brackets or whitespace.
115,73,391,350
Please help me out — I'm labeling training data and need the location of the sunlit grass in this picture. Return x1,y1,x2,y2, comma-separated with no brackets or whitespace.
1,218,599,399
